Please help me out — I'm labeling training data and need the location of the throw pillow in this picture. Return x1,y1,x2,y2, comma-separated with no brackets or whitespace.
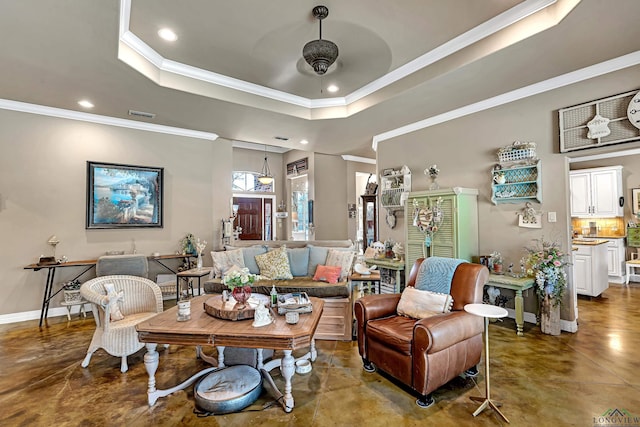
255,246,293,280
287,247,310,277
103,282,125,322
396,287,454,319
211,249,245,278
326,249,355,281
312,265,342,284
307,245,352,277
226,245,268,275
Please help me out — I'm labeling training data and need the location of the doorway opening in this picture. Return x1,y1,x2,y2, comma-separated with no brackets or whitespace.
290,175,309,240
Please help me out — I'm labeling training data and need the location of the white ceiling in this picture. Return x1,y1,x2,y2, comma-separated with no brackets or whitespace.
1,0,639,158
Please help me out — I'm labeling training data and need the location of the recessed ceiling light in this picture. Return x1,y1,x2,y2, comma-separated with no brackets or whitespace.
158,28,178,42
78,100,94,108
300,139,309,145
327,85,339,93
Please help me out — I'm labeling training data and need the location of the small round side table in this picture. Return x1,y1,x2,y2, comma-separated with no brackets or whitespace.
464,303,509,423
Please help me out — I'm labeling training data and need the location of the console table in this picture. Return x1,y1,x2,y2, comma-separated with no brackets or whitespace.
25,253,194,327
486,274,535,336
24,259,97,327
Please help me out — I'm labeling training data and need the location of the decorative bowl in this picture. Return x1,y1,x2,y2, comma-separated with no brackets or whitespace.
295,359,312,374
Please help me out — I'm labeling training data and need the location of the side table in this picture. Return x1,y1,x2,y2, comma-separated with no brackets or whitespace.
349,271,381,297
464,303,509,423
365,258,405,293
349,271,381,340
60,300,87,321
176,267,212,299
486,274,535,336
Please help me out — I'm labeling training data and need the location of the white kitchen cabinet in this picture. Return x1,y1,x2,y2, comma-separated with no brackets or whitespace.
606,238,625,283
569,166,623,218
572,243,608,297
581,237,625,283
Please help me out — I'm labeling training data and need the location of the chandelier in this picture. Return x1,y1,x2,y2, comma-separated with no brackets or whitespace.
302,5,339,75
258,145,274,185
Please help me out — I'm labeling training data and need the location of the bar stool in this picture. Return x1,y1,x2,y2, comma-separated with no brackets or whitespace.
625,253,640,285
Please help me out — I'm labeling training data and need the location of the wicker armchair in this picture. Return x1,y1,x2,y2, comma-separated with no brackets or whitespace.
80,275,163,372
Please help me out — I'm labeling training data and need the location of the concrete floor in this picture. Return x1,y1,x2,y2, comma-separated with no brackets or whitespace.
1,285,639,426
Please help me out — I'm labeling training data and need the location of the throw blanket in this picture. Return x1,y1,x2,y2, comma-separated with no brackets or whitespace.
414,256,467,294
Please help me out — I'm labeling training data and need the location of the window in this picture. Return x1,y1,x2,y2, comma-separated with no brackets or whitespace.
232,171,274,193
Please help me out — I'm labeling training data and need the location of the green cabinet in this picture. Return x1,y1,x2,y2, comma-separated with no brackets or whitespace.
628,227,640,248
404,188,479,269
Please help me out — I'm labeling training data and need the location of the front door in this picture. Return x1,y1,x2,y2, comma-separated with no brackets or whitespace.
234,197,273,240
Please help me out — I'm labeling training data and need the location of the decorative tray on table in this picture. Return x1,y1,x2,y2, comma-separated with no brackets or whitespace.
276,293,312,315
204,293,269,321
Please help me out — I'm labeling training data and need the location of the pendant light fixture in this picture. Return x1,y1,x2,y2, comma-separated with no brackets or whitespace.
258,145,274,185
303,5,339,75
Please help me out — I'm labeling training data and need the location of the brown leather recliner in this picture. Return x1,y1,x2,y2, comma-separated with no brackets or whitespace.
355,258,488,407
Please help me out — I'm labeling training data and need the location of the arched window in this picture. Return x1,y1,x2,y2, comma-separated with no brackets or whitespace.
232,171,274,192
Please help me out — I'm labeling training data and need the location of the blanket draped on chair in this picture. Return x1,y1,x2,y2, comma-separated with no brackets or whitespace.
414,256,467,294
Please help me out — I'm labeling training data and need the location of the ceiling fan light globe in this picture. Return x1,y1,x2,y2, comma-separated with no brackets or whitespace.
303,39,338,76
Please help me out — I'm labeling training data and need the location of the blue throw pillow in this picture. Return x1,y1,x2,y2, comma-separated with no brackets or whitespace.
287,247,310,277
233,245,267,275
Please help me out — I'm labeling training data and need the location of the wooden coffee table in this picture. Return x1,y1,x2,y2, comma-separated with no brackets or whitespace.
136,294,324,412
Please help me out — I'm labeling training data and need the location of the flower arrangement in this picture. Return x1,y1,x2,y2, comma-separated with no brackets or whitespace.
62,279,81,291
424,164,440,178
525,238,570,306
195,238,207,256
490,251,503,273
223,267,259,291
62,280,82,303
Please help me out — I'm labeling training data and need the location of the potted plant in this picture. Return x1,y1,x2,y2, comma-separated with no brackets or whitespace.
525,238,570,335
62,280,82,304
490,251,504,274
180,233,197,256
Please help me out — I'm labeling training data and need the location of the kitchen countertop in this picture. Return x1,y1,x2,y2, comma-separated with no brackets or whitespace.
572,239,609,246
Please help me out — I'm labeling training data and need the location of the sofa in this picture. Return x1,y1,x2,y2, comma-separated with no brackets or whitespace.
204,240,356,341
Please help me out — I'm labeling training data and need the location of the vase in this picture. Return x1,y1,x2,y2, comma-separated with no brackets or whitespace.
197,253,203,269
429,175,440,190
540,295,561,335
232,286,252,308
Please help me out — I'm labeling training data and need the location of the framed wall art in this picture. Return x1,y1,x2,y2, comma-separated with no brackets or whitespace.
633,188,640,215
86,161,163,229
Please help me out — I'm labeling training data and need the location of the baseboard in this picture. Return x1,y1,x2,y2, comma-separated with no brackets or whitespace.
504,307,576,333
504,307,537,325
609,276,625,284
0,303,92,325
561,319,578,333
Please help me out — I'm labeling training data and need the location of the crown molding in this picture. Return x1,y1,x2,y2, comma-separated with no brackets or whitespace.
0,99,218,141
119,0,560,120
346,0,557,104
341,155,376,165
372,50,640,150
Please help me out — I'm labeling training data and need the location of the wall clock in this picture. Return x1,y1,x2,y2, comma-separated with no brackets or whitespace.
628,90,640,130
